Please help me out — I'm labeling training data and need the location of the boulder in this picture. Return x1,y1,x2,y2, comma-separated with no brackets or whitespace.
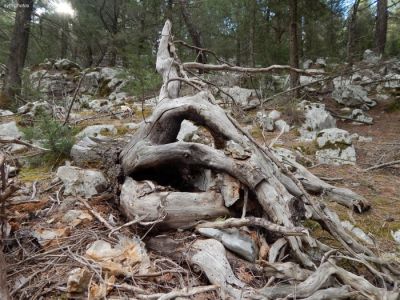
332,84,376,109
315,128,356,165
177,120,199,141
56,166,108,198
297,101,336,140
303,59,313,69
315,58,327,67
80,71,100,94
88,99,112,111
275,119,290,133
54,59,81,71
350,109,373,124
0,109,14,117
70,137,103,165
268,110,281,121
76,124,117,140
255,111,274,131
220,86,258,106
363,49,381,64
0,121,22,138
17,101,56,117
383,74,400,89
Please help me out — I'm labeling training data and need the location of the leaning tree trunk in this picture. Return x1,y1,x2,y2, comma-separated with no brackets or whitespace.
2,0,34,106
120,20,400,299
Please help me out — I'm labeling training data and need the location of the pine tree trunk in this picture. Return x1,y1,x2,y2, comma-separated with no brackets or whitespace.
1,0,34,106
375,0,388,56
346,0,360,64
289,0,300,98
179,0,207,66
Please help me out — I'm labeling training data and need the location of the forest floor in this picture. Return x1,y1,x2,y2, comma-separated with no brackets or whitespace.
4,93,400,298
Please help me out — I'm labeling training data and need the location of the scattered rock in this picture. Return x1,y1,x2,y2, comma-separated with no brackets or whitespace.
0,121,22,138
342,221,374,245
197,228,259,262
303,59,313,69
62,209,93,227
315,128,356,165
80,71,100,94
32,227,69,247
67,268,91,294
88,99,112,111
76,124,117,140
358,136,373,142
363,49,381,64
85,236,150,276
255,111,274,131
56,166,108,198
17,101,54,117
224,140,251,159
54,58,81,71
298,101,336,140
316,128,352,148
177,120,199,141
350,109,373,124
220,86,258,106
391,230,400,244
268,110,281,121
70,137,103,165
332,84,376,109
275,119,290,133
0,109,13,116
383,74,400,89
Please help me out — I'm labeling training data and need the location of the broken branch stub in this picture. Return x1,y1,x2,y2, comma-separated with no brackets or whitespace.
119,20,400,299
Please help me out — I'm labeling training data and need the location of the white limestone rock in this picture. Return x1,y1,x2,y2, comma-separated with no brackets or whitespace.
298,101,336,140
56,166,108,198
332,84,376,109
0,109,14,117
220,86,258,106
177,120,199,141
315,128,356,165
0,121,22,138
76,124,117,140
275,119,290,133
363,49,381,64
350,109,373,124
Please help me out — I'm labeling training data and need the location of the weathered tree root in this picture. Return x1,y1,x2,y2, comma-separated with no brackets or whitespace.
119,20,400,299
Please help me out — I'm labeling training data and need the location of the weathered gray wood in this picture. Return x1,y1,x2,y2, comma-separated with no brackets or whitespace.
120,177,230,229
190,239,246,300
156,20,180,101
119,20,400,298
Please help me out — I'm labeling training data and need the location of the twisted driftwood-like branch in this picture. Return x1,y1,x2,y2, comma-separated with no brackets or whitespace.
119,20,400,299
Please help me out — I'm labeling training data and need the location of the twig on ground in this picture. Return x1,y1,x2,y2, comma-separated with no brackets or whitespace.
79,198,114,231
363,160,400,171
196,217,307,236
0,137,50,152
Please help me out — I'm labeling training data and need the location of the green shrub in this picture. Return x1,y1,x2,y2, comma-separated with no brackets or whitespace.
21,112,77,165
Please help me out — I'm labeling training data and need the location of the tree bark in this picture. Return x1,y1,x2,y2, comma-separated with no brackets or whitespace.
375,0,388,56
1,0,34,106
289,0,300,98
346,0,360,64
179,0,207,67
